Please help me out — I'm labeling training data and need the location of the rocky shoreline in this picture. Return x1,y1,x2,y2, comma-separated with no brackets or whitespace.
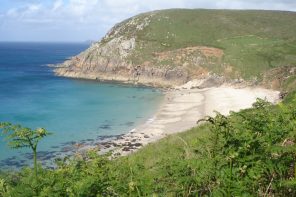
74,80,280,157
0,79,280,169
54,64,190,88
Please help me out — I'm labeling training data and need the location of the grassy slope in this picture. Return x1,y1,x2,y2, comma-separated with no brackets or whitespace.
112,94,296,195
128,9,296,81
113,124,211,194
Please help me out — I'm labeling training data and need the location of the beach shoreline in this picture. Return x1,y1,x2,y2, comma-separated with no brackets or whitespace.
83,81,280,156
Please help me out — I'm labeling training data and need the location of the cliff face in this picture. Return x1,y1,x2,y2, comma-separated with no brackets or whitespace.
55,9,296,88
55,11,192,87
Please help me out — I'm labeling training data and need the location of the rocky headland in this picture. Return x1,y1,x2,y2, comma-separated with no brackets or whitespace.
54,11,186,87
53,9,296,156
54,9,296,90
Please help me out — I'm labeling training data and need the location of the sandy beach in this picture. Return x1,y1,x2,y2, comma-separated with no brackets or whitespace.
91,81,280,156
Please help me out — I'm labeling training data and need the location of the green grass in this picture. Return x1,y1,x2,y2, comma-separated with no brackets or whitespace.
111,124,211,194
111,97,296,196
283,75,296,91
116,123,210,174
1,94,296,196
122,9,296,80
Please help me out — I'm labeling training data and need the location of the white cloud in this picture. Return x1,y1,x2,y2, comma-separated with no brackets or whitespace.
6,8,18,17
0,0,295,41
27,4,41,12
67,0,95,17
5,3,42,20
202,0,296,11
52,0,63,11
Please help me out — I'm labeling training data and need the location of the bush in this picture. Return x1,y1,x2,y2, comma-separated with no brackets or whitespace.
1,95,296,196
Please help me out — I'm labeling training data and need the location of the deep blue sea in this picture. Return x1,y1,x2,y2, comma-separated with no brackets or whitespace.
0,42,163,168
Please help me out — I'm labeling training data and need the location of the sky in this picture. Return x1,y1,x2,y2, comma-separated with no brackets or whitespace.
0,0,295,42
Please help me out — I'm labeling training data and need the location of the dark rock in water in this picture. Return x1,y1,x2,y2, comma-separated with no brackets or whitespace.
1,159,22,168
144,135,149,138
51,146,60,149
42,155,53,160
61,146,72,152
24,153,33,160
125,121,134,127
61,141,76,146
96,134,122,140
10,156,17,160
131,139,137,142
99,124,111,129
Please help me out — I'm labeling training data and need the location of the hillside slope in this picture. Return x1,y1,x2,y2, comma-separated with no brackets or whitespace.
55,9,296,89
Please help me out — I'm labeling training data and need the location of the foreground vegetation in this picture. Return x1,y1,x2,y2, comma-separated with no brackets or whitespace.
0,92,295,196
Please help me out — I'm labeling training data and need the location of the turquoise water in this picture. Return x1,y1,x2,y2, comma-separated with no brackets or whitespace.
0,42,163,168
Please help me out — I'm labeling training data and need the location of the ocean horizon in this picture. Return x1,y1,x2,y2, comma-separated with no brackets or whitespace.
0,42,163,169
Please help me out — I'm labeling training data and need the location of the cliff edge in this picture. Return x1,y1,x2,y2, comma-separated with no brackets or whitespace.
55,9,296,89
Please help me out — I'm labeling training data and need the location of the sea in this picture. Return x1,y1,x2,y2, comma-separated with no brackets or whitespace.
0,42,163,169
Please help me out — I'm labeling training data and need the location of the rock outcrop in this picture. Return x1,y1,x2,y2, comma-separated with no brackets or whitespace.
54,9,296,89
54,11,219,87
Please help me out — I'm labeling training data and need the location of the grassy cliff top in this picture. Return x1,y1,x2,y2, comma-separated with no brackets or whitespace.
103,9,296,86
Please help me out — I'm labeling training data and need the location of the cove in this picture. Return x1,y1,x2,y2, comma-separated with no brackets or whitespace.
0,42,163,168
